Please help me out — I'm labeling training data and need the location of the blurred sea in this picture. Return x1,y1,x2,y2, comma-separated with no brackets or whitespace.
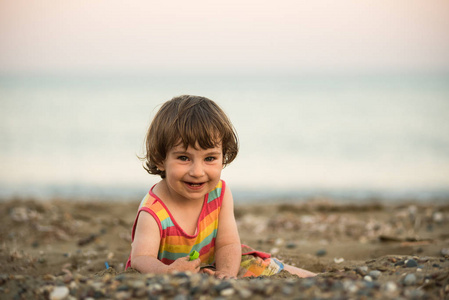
1,72,449,203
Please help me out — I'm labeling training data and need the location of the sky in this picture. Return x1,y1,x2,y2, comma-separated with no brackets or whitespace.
1,0,449,74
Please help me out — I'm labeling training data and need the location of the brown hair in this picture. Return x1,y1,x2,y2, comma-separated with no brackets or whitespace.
142,95,239,178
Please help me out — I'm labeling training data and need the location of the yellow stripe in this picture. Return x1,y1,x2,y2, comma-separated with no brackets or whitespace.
160,220,218,253
156,208,170,222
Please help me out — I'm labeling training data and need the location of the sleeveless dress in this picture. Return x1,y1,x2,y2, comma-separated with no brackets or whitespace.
126,180,284,277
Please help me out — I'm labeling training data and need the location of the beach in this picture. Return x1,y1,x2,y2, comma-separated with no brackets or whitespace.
1,197,448,299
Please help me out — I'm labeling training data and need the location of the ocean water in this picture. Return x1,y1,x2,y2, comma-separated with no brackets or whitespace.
1,72,449,203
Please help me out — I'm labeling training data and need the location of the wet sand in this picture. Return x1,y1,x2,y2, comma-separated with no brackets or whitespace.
1,197,448,299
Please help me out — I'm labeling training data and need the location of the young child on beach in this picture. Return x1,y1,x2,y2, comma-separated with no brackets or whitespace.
126,95,316,279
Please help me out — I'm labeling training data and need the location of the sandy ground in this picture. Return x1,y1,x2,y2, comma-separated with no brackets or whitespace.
1,197,448,299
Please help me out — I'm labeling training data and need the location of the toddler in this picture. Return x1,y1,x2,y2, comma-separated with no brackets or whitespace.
126,95,316,279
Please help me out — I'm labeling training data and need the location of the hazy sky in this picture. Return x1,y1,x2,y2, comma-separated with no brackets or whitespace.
1,0,449,73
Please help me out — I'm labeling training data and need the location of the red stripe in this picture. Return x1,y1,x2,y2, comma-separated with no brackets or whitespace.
198,238,215,256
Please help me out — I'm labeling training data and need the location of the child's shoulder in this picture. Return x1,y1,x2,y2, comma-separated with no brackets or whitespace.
138,188,160,211
206,180,226,204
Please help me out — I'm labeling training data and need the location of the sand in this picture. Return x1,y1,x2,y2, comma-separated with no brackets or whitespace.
1,197,448,299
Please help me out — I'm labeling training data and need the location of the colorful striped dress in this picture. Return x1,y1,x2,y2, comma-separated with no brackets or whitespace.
126,180,284,277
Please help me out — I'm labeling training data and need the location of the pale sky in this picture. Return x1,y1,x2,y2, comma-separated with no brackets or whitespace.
1,0,449,73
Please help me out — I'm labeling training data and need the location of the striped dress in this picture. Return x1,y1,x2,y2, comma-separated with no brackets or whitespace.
126,180,284,277
126,180,224,268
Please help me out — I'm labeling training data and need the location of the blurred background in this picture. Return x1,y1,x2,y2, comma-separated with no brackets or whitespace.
1,0,448,203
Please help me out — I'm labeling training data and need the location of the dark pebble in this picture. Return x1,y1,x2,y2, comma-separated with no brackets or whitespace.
286,242,297,249
117,285,129,291
173,272,190,279
432,264,440,268
115,275,126,281
394,260,405,266
214,281,232,292
405,259,418,268
316,249,327,257
0,274,8,284
93,290,104,298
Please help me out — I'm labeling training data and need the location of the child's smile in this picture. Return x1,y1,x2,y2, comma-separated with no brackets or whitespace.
158,142,223,202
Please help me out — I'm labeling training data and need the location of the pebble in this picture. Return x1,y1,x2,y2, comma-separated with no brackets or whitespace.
363,275,372,282
334,257,345,264
405,259,418,268
238,288,252,299
356,266,368,276
281,285,293,295
403,273,417,286
220,288,235,296
369,270,382,280
316,249,327,257
286,242,297,249
50,286,69,300
441,248,449,256
384,281,397,293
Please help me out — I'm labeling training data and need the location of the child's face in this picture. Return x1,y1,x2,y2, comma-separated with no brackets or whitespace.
158,142,223,202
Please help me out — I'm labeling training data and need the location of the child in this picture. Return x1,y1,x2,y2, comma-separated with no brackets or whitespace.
126,95,316,279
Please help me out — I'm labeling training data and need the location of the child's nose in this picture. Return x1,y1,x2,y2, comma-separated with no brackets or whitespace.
189,161,205,177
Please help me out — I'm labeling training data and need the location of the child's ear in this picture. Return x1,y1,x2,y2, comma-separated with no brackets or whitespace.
156,163,165,172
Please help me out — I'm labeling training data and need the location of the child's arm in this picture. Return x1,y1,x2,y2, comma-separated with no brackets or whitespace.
131,211,201,274
209,184,242,279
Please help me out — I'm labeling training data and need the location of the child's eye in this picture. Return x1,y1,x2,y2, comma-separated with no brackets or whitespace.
177,156,189,161
205,157,216,162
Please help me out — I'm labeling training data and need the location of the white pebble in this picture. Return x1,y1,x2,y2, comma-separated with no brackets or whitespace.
220,288,235,296
270,247,280,255
333,257,345,264
364,275,373,282
385,281,397,293
50,286,69,300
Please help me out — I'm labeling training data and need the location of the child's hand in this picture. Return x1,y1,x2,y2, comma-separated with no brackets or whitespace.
201,268,236,279
169,257,201,273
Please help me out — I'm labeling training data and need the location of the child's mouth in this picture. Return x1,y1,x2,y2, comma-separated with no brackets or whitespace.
186,182,204,188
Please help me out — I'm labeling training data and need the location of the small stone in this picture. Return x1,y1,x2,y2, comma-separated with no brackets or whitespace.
215,281,232,292
405,259,418,268
384,281,397,293
334,257,345,264
403,273,417,286
356,266,368,276
50,286,69,300
220,288,235,296
238,288,252,299
363,275,372,282
433,212,443,223
286,242,297,249
115,291,131,300
441,248,449,256
281,285,293,295
43,274,56,281
417,257,430,263
131,280,145,289
316,249,327,257
369,270,382,280
394,260,405,266
343,281,358,293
